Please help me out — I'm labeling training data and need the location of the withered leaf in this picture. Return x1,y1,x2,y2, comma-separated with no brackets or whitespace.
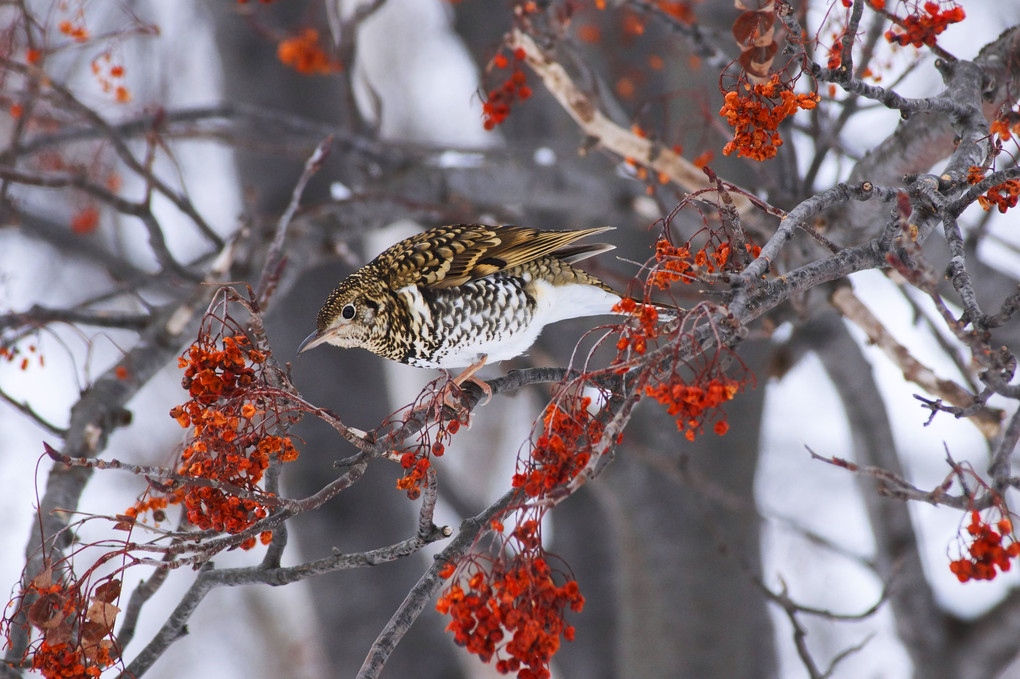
732,10,775,47
85,600,120,629
31,566,53,591
43,619,74,646
27,592,65,630
94,579,122,603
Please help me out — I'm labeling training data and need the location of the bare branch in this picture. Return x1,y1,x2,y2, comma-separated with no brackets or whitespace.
831,285,1003,438
807,447,977,510
254,135,333,306
357,490,516,679
509,29,755,214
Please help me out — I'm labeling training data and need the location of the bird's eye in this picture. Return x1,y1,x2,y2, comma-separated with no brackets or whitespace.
341,304,356,320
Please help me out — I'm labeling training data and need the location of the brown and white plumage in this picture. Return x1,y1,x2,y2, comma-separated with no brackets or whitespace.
297,224,624,369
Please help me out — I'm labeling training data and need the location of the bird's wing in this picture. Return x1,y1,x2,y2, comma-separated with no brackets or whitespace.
381,224,615,290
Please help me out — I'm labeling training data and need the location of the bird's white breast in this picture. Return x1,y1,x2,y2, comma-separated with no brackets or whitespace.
415,277,621,368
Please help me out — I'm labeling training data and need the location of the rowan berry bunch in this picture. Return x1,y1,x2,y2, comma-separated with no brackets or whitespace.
615,296,753,441
90,51,131,103
277,28,341,75
3,565,120,679
719,73,820,161
130,310,298,550
965,165,987,185
437,519,584,679
989,110,1020,143
613,226,761,361
482,47,532,129
950,510,1020,583
882,1,965,48
512,396,604,498
613,297,662,356
647,232,762,291
395,410,464,500
386,377,474,499
961,110,1020,213
644,372,743,440
436,390,604,677
976,179,1020,214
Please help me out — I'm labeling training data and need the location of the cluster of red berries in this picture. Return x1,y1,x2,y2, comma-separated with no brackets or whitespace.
949,511,1020,583
437,520,584,679
277,28,340,75
614,297,660,355
397,417,462,499
976,179,1020,214
134,333,297,549
512,397,603,498
644,376,739,441
8,569,120,679
647,235,760,291
482,48,532,129
720,73,820,161
884,1,965,48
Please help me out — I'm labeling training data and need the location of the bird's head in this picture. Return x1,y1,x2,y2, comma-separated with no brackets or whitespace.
298,274,391,355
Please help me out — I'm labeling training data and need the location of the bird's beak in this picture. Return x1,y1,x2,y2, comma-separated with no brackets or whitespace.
297,329,328,354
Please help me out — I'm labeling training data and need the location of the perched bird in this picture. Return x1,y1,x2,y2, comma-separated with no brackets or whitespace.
297,224,630,392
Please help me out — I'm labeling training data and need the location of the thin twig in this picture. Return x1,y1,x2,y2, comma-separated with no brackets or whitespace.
830,285,1003,438
254,135,333,306
356,491,515,679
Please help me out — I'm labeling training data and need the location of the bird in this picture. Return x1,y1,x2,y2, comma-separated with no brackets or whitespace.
297,224,640,396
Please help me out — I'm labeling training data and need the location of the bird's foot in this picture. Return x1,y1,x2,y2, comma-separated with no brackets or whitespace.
440,356,491,417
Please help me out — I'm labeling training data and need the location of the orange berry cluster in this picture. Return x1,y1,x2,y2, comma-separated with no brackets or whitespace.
949,511,1020,583
884,2,965,48
720,73,819,161
827,35,844,71
145,334,297,549
512,397,603,498
277,28,340,75
482,48,531,130
12,571,119,679
613,297,660,355
29,640,114,679
649,239,695,289
644,375,740,441
397,417,462,500
437,520,584,679
990,116,1020,142
647,236,759,291
396,450,432,500
976,179,1020,214
58,19,89,43
90,52,130,103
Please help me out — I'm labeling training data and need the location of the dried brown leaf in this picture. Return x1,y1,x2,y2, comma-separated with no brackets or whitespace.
27,593,64,630
94,578,122,603
85,600,120,629
732,11,775,47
